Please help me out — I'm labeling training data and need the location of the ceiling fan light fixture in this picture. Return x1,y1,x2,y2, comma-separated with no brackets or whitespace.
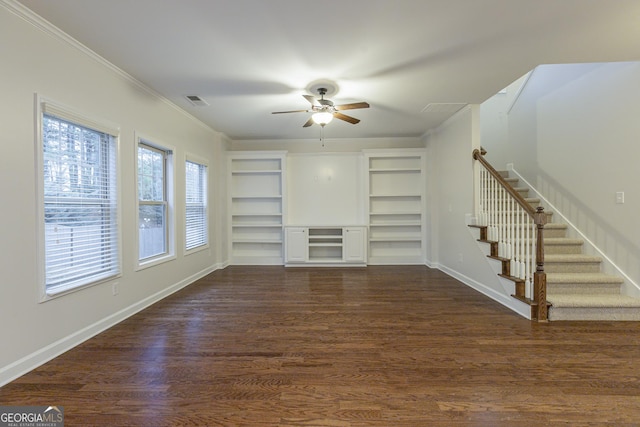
312,111,333,126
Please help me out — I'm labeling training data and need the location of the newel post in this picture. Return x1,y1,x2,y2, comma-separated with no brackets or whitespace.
533,206,548,322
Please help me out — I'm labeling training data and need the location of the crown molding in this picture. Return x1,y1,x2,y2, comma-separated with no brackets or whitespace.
1,0,221,135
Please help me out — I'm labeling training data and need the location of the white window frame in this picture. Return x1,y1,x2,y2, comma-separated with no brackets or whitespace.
35,96,122,301
184,153,209,255
135,134,176,269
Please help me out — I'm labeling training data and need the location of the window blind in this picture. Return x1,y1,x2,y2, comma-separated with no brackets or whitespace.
42,113,119,294
185,160,208,251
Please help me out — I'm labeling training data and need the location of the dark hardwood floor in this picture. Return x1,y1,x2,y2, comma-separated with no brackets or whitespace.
2,266,640,426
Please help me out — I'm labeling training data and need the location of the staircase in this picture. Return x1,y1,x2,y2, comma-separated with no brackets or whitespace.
503,173,640,321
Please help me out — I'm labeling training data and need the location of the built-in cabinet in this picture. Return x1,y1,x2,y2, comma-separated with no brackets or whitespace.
364,150,426,264
285,226,367,266
228,152,286,265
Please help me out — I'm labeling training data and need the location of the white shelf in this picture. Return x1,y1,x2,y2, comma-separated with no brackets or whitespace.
231,195,282,199
231,224,283,228
232,212,282,216
365,150,425,265
369,194,421,198
369,168,422,173
232,239,282,244
369,236,422,242
370,211,421,215
231,169,281,175
370,221,422,226
228,152,286,265
366,154,423,171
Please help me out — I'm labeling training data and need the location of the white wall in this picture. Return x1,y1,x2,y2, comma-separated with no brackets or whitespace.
480,73,530,168
0,4,224,385
480,92,509,165
287,153,364,226
425,106,530,316
509,62,640,290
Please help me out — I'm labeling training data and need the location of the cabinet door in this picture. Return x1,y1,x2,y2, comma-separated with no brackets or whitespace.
343,227,365,262
285,228,307,262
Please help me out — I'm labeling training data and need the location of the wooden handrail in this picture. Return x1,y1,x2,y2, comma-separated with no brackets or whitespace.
472,149,539,221
473,148,548,321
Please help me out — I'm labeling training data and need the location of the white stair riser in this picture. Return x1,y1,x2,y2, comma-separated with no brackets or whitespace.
550,307,640,321
544,243,583,254
543,228,568,238
544,261,602,274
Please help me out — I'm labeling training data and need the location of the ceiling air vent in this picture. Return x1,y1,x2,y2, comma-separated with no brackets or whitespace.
185,95,209,107
421,103,467,114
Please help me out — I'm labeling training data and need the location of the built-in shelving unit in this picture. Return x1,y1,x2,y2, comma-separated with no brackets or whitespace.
364,150,426,264
285,226,366,266
228,152,286,265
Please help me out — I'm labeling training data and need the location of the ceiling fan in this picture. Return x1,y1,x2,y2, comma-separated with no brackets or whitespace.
272,88,369,127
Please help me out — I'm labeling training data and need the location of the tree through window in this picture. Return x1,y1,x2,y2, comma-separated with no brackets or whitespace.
42,114,119,294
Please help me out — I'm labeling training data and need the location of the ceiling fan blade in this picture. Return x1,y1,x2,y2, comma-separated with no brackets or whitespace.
302,117,315,127
335,102,370,111
333,112,360,124
303,94,320,106
272,109,310,114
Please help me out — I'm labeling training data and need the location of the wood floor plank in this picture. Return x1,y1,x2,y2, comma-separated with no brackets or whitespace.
2,265,640,426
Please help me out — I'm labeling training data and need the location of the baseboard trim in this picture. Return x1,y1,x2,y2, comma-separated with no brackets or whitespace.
0,263,224,387
437,264,532,320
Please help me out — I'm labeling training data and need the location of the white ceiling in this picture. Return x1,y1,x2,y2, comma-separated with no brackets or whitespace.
17,0,640,141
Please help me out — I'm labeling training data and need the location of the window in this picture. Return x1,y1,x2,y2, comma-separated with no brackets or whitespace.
137,140,174,264
40,103,119,297
185,158,208,252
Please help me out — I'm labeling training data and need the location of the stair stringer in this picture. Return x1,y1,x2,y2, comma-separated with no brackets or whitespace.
507,164,640,299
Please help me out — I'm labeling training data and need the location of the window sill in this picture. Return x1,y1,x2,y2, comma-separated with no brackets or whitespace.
184,243,210,257
41,272,121,302
136,253,177,271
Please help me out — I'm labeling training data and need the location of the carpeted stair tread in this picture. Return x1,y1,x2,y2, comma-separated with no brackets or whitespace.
547,293,640,308
546,272,624,284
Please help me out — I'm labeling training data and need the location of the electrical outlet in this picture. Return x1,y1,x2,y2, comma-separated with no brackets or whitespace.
112,282,119,296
